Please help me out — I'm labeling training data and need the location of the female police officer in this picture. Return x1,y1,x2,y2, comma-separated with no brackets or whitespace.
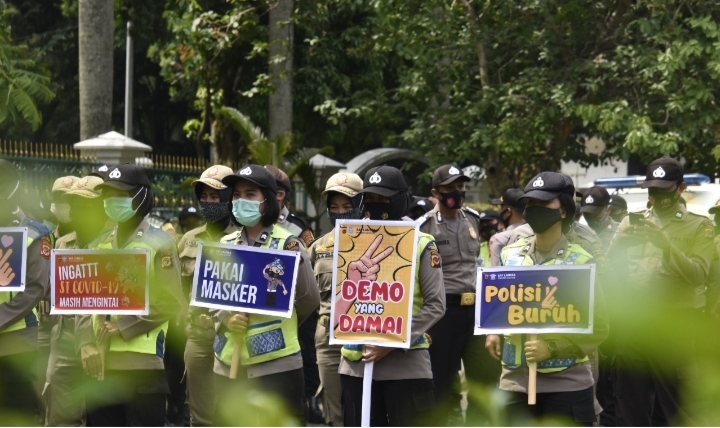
78,164,185,426
308,172,364,426
212,165,319,426
177,165,239,427
485,172,608,425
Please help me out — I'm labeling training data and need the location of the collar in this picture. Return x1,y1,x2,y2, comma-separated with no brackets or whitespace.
239,224,274,246
648,203,686,226
429,206,465,223
517,235,570,262
278,206,290,223
108,218,151,248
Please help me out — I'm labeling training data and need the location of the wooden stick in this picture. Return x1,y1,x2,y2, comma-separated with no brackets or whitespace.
229,335,241,379
528,333,537,405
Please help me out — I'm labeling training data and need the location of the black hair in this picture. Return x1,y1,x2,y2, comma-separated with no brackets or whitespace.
558,193,576,233
261,187,280,227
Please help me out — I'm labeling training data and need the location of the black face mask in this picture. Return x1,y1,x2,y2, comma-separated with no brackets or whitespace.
649,187,680,213
523,206,563,234
609,209,625,223
328,206,364,226
480,224,500,241
584,212,609,230
439,190,465,209
199,201,230,224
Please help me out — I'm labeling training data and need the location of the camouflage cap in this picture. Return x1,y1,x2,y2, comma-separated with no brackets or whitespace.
192,165,234,190
52,176,81,194
63,176,105,199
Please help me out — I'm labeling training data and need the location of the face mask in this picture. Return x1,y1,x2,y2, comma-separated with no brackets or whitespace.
523,206,563,234
51,202,71,224
439,190,465,209
609,210,625,223
232,198,263,227
480,223,500,241
649,187,680,213
328,206,364,226
103,188,146,223
584,212,609,230
199,201,230,224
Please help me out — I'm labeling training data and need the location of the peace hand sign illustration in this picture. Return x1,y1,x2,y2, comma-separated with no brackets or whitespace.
0,248,15,286
347,235,394,283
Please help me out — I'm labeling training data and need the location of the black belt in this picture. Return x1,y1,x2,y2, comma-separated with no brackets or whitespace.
446,293,476,306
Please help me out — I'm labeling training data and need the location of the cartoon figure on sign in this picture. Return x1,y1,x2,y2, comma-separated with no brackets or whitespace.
263,258,288,307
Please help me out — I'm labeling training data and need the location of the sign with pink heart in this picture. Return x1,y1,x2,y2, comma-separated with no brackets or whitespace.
475,264,595,335
0,227,29,292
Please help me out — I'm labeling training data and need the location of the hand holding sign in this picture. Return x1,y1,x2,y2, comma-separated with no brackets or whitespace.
0,248,15,286
347,235,394,283
223,313,249,334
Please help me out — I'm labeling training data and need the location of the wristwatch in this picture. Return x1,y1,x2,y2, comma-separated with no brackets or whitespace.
547,340,559,358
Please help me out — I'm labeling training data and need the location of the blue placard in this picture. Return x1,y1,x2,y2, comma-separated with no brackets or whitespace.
474,265,595,335
0,227,28,292
190,242,300,318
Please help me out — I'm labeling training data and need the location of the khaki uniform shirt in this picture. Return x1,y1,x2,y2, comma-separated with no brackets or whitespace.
608,204,714,309
338,239,446,380
592,217,619,254
489,222,525,267
417,207,482,295
308,230,335,318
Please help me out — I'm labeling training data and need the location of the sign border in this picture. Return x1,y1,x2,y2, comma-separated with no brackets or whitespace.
474,264,595,335
0,227,28,292
329,219,418,349
50,248,151,315
190,241,300,319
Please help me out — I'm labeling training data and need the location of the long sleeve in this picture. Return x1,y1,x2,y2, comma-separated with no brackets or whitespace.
0,238,50,331
411,242,446,345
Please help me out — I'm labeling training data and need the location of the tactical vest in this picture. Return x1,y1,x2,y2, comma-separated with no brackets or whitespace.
0,220,46,333
214,225,301,367
341,232,434,361
500,239,593,374
92,231,167,357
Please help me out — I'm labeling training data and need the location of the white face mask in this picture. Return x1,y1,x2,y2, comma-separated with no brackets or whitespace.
51,202,71,224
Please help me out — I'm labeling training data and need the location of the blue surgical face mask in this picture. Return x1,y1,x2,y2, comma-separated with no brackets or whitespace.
104,188,145,223
232,198,264,227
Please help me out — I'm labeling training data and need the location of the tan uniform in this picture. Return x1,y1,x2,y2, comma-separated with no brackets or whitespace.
178,222,240,427
308,230,342,426
592,217,619,254
489,222,525,267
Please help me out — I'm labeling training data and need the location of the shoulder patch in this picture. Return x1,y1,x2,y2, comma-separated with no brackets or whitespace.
300,229,314,247
702,219,714,239
40,237,51,259
426,241,442,268
161,255,173,268
284,240,300,252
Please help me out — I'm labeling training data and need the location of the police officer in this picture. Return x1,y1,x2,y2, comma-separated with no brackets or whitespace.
608,195,628,223
478,209,503,267
177,165,238,427
416,164,496,425
212,165,319,426
178,206,204,235
340,165,445,427
486,172,609,425
489,188,527,267
77,164,185,426
46,175,110,426
408,196,433,220
49,176,81,242
263,164,322,422
608,157,714,426
0,160,52,425
309,172,364,426
579,186,618,251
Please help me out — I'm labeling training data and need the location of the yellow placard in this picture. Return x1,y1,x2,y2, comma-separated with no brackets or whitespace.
330,220,418,348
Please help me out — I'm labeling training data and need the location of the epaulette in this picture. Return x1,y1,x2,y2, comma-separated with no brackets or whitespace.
463,207,482,219
287,213,311,230
220,231,241,243
415,215,429,226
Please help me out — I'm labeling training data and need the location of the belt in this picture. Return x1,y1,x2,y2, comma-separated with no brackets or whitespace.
446,293,476,306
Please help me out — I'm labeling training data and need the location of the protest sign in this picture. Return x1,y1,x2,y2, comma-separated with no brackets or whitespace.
50,249,150,315
330,220,418,348
475,265,595,335
191,242,300,318
0,227,27,292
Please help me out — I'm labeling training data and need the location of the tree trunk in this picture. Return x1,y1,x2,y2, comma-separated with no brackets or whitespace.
78,0,114,140
268,0,294,139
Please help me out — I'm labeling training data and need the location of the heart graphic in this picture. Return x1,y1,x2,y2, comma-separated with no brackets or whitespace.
1,235,13,248
548,276,558,286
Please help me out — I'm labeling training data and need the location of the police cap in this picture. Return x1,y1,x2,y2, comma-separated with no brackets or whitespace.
579,186,610,215
51,176,80,195
97,164,151,191
432,164,470,188
641,157,683,189
222,165,278,194
64,176,104,199
264,165,291,193
491,188,526,210
520,172,575,201
322,172,363,197
360,165,408,197
609,195,627,210
479,209,501,221
179,206,201,221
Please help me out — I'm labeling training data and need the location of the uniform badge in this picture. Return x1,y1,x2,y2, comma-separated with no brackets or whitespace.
468,227,477,239
161,255,173,268
40,237,51,259
675,211,683,219
300,230,314,247
136,230,144,237
369,172,382,184
428,242,442,268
